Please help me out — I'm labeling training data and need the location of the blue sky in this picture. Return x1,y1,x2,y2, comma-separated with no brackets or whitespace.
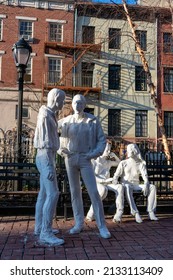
93,0,137,4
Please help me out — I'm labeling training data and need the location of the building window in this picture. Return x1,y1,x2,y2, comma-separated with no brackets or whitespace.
24,57,32,83
0,19,2,41
81,62,94,87
135,110,148,137
82,26,95,44
49,23,62,42
163,33,173,53
108,109,121,136
19,20,33,40
0,56,1,81
48,58,61,84
163,67,173,92
135,66,147,91
15,105,29,119
84,108,94,115
164,111,173,138
135,30,147,51
108,64,121,90
109,28,121,49
0,51,5,81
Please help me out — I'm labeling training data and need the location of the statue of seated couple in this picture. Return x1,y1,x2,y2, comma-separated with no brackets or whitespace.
86,142,158,224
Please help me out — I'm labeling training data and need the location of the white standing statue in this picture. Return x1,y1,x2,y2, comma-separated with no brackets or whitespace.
34,88,65,245
58,94,111,239
86,141,124,223
112,143,158,223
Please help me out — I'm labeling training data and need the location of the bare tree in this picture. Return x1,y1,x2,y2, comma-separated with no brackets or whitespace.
122,0,171,161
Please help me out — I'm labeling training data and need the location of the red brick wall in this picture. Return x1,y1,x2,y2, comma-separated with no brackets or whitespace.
0,5,74,89
158,23,173,113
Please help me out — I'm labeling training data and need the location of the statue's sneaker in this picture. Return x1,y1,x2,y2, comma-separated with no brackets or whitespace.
34,228,59,236
39,233,64,246
113,212,122,223
148,212,158,221
99,227,111,239
135,213,143,223
69,226,83,234
86,215,94,221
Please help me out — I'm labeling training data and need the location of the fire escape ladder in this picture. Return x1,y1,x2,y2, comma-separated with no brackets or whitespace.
57,45,92,86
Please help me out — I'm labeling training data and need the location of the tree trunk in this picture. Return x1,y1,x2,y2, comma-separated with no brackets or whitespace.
122,0,171,161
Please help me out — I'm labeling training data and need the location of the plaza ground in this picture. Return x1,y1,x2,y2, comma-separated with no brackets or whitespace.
0,213,173,260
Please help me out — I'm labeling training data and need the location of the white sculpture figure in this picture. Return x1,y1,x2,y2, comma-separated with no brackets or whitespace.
58,94,111,239
34,88,65,245
112,143,158,223
86,141,124,223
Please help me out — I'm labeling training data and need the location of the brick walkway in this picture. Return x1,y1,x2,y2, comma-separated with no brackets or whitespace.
0,214,173,260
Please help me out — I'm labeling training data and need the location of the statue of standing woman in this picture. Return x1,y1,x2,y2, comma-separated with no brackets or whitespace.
58,94,111,239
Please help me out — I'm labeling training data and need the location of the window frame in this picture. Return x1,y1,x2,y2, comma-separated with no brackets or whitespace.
135,110,148,137
108,109,121,137
0,15,6,41
163,67,173,93
81,62,94,87
135,30,147,51
163,32,173,53
0,55,2,81
82,26,95,44
48,57,62,85
15,105,30,119
135,66,147,91
19,20,33,41
164,111,173,138
108,28,121,49
0,51,5,81
0,19,2,41
108,64,121,90
49,22,63,42
24,57,32,83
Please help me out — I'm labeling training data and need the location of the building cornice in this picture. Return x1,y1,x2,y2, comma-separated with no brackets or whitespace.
0,0,74,11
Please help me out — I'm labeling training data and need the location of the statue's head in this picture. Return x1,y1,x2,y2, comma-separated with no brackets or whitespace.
47,88,65,112
102,141,112,157
72,94,86,114
127,143,143,161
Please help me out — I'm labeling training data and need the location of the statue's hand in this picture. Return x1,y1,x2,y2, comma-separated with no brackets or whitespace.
100,180,106,184
143,183,149,196
47,172,54,181
112,178,118,185
85,152,95,160
61,148,72,157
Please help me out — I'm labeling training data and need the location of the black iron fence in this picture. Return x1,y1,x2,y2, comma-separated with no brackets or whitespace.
0,125,35,163
0,128,173,215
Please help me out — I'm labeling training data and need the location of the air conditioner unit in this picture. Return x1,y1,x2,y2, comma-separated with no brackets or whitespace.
28,37,34,43
68,4,74,11
20,35,34,43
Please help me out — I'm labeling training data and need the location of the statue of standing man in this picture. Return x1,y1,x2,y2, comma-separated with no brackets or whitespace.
34,88,65,245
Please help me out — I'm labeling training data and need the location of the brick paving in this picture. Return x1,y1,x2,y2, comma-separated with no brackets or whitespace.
0,214,173,260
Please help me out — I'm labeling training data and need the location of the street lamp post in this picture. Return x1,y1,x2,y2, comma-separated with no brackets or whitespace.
12,38,32,162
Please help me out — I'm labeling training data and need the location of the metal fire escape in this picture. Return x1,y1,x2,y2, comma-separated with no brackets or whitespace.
43,41,102,98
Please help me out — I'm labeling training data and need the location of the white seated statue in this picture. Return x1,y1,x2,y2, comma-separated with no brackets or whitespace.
86,141,124,223
112,143,158,223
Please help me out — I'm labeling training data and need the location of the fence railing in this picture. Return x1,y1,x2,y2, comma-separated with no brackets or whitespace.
1,127,173,189
0,126,35,163
45,71,100,88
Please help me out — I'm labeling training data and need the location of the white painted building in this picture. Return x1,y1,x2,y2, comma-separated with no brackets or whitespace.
76,3,157,142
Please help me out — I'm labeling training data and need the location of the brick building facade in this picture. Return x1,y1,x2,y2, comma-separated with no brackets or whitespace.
0,0,74,131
